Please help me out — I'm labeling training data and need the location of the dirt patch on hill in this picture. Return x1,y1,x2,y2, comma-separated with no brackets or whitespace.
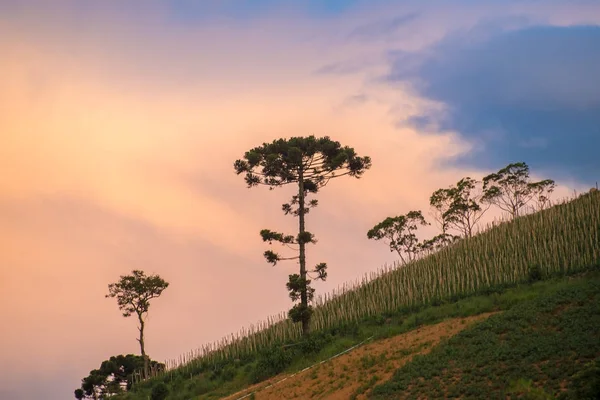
224,312,497,400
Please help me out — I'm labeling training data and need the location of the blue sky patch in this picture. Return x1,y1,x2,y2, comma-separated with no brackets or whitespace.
388,24,600,182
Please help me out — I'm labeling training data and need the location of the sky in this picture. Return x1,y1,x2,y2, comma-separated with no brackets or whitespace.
0,1,599,399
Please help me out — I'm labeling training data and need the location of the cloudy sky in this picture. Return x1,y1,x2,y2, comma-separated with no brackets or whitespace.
1,1,598,399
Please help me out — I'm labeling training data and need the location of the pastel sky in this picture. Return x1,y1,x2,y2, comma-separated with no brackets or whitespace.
1,1,598,399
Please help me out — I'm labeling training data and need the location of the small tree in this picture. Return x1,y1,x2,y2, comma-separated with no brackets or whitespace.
106,270,169,378
532,179,556,211
482,162,555,219
367,211,429,264
234,136,371,335
430,177,489,238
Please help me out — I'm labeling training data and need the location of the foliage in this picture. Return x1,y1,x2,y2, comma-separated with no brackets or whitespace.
234,135,371,335
482,162,556,218
370,276,600,399
81,370,108,399
559,358,600,399
150,382,169,400
418,233,461,255
527,264,543,283
367,210,430,264
106,270,169,377
75,355,165,399
506,379,554,399
233,135,371,189
106,270,169,319
250,346,294,383
430,177,489,237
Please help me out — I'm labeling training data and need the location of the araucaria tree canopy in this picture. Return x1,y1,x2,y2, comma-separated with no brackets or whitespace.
234,135,371,335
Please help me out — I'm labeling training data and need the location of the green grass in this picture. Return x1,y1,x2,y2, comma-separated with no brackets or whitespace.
369,273,600,399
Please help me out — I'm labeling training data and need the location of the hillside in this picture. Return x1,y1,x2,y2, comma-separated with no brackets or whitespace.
223,313,497,399
224,274,600,399
369,273,600,399
116,190,600,400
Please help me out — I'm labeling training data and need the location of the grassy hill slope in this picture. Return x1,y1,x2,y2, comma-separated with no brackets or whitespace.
215,273,600,399
116,190,599,400
223,312,497,399
369,273,600,399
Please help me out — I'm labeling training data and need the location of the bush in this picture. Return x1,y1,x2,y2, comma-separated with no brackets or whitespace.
249,345,293,383
560,359,600,399
151,382,169,400
220,365,237,382
528,264,543,283
507,378,553,399
299,332,332,354
368,314,387,325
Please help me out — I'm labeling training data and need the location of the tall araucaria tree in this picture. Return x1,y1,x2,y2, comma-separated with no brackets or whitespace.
106,270,169,378
234,136,371,336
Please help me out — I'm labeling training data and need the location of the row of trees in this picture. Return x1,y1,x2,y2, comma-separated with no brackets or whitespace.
75,136,557,399
367,162,555,262
234,136,556,339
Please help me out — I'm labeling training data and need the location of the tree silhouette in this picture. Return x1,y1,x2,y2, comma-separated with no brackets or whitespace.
106,271,169,377
234,136,371,335
430,177,489,238
367,211,430,264
482,162,555,219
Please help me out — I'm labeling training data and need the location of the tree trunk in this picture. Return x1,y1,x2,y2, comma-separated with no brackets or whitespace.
297,167,310,336
137,315,149,378
396,249,406,265
465,215,473,238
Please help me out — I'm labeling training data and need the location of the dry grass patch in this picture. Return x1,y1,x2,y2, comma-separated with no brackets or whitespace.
225,313,495,400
